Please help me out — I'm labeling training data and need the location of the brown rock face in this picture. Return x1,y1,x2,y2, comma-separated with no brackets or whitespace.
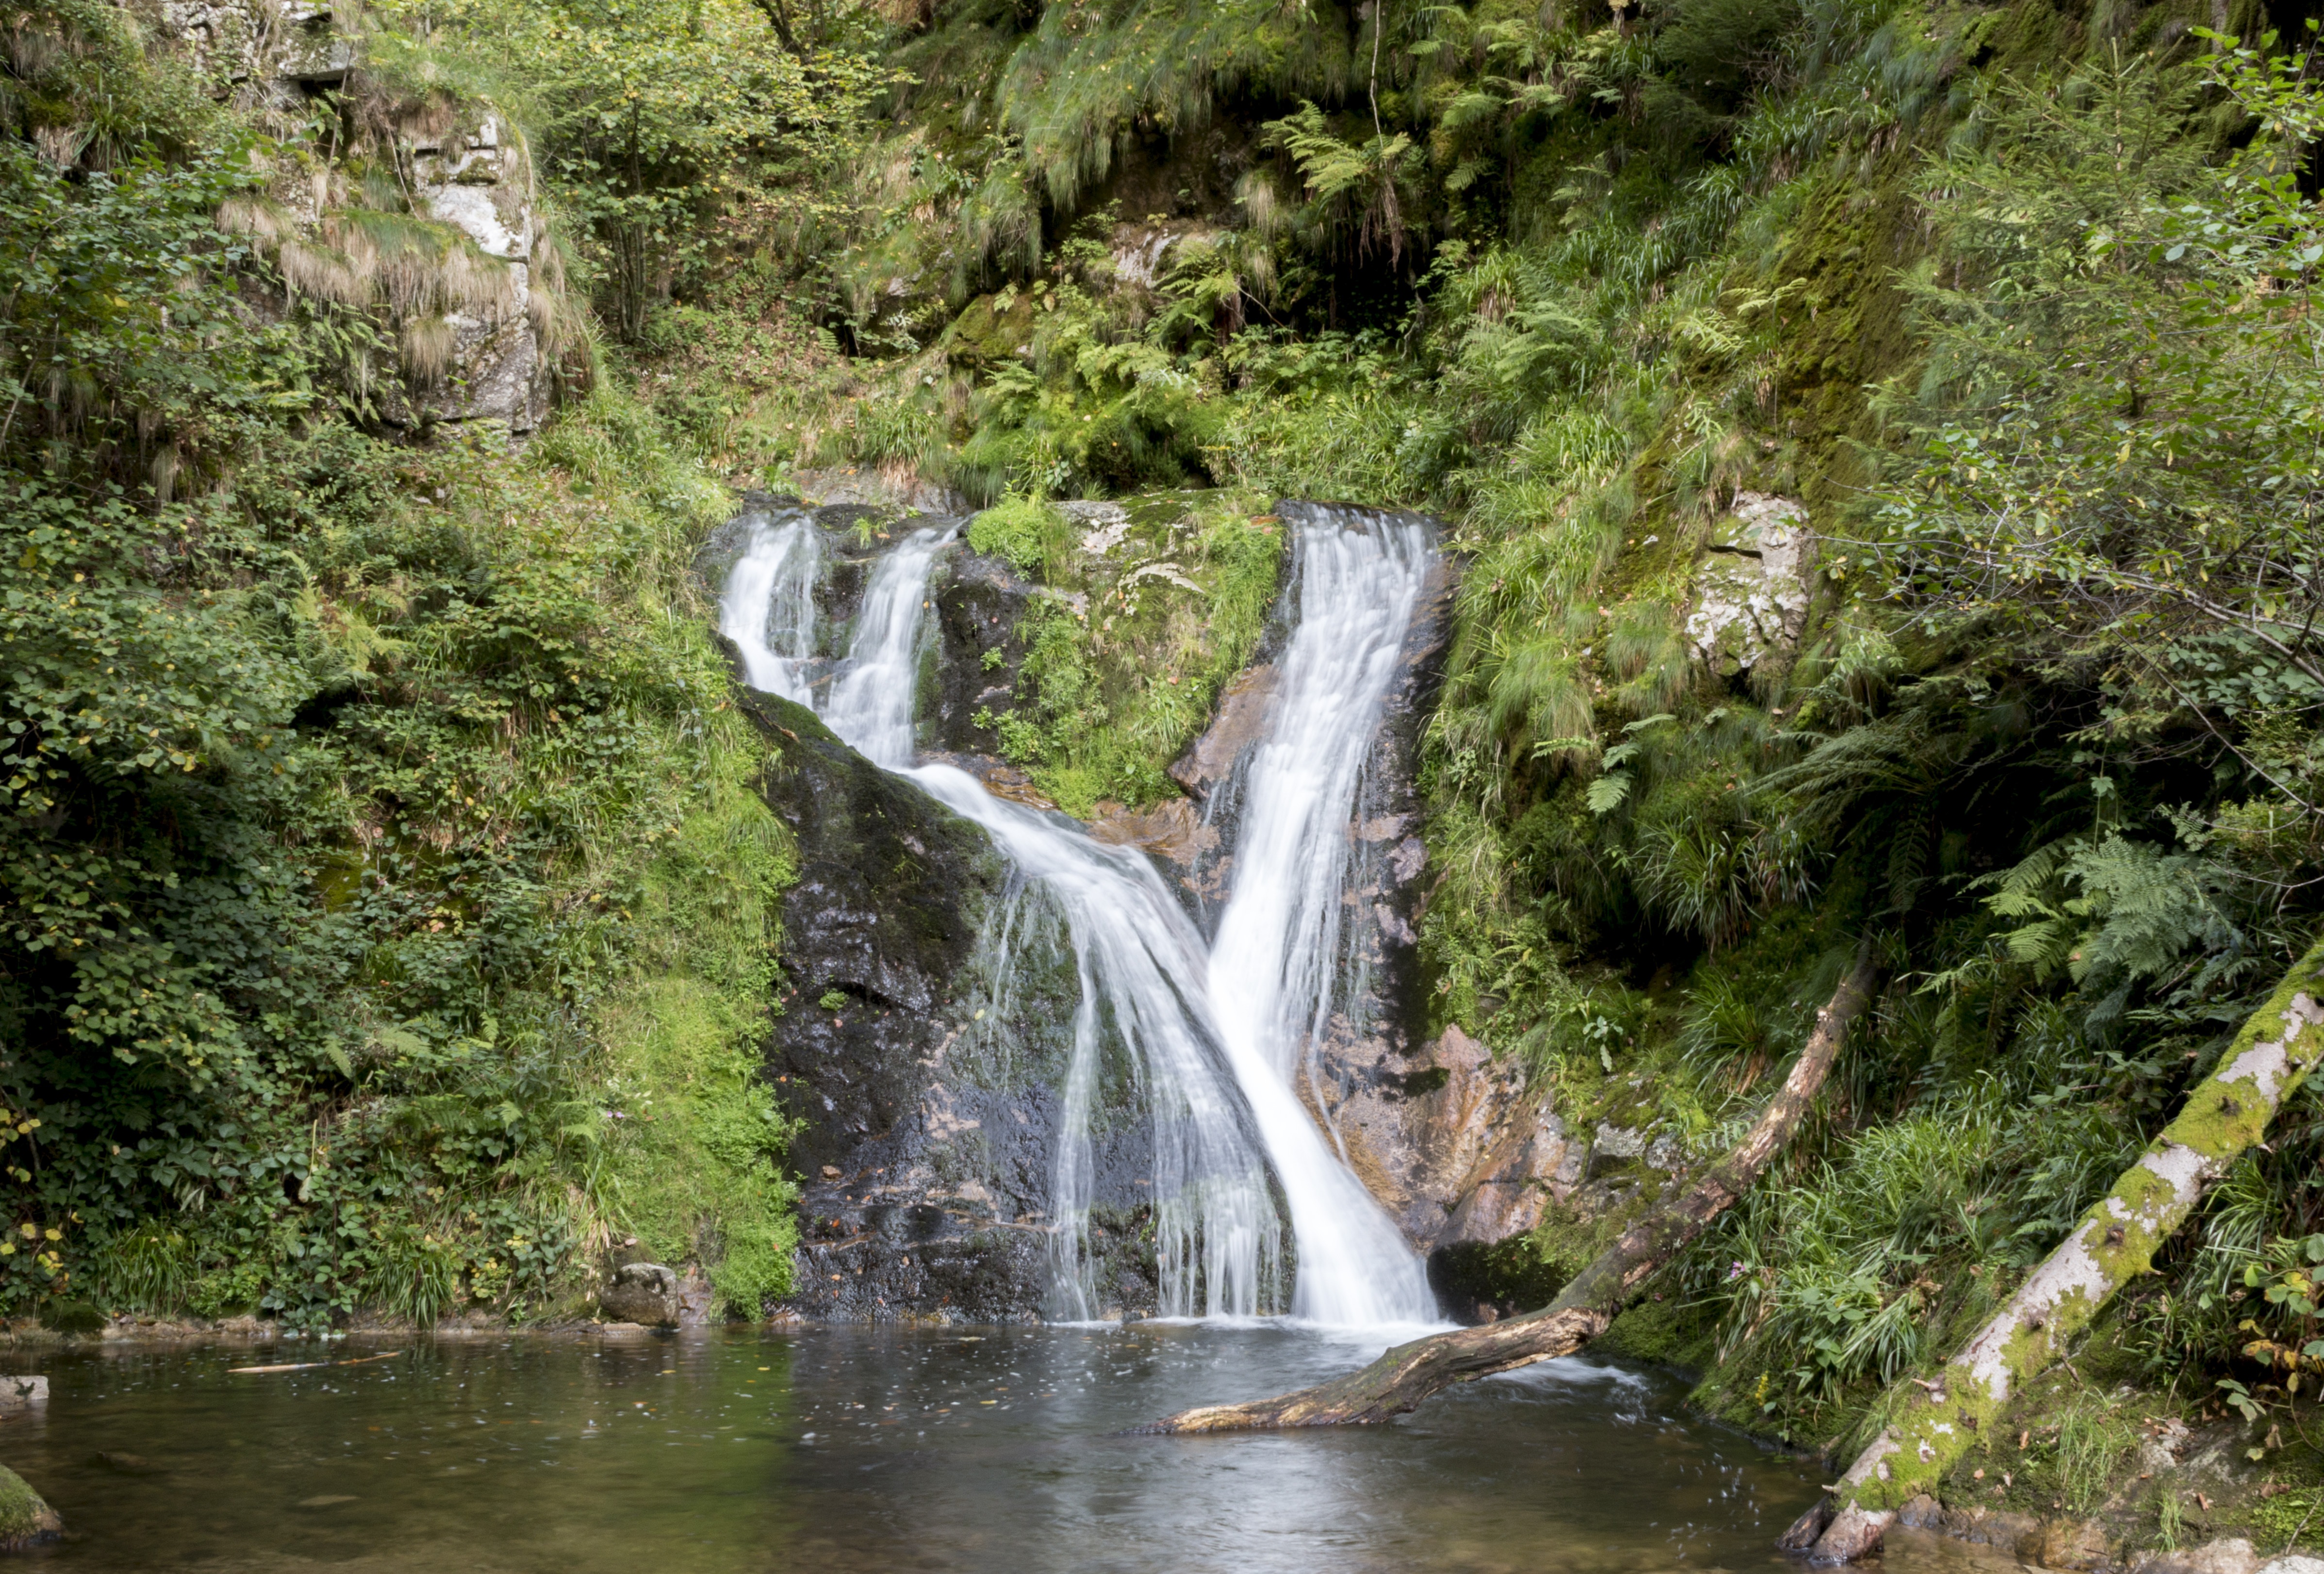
1311,1025,1574,1253
1088,798,1218,867
1168,663,1278,799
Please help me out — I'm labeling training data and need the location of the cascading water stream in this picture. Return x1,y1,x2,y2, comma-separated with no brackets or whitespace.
1204,507,1439,1326
721,507,1439,1329
737,523,1283,1320
717,504,823,704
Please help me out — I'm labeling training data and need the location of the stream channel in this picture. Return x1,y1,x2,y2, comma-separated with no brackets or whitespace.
4,510,2024,1571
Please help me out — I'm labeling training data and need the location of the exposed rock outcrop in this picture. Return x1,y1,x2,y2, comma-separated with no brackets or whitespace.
406,112,548,431
160,0,557,432
1319,1025,1578,1254
1684,492,1813,676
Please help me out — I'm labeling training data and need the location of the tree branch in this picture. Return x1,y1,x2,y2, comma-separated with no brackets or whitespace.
1785,935,2324,1564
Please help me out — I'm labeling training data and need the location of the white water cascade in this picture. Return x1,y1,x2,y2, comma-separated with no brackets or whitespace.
721,506,1438,1329
717,505,823,704
1206,506,1438,1325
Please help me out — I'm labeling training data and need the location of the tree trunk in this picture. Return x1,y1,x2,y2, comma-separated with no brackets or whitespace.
1785,936,2324,1565
1137,945,1883,1435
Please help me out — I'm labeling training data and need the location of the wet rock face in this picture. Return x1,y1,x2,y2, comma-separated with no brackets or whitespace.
734,687,1032,1320
925,549,1041,761
706,533,1162,1322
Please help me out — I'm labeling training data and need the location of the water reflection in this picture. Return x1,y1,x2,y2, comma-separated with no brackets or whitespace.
0,1327,2013,1574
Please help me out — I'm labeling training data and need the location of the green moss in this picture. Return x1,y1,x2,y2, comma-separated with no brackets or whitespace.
590,722,804,1316
967,495,1070,576
37,1298,103,1335
0,1466,58,1549
985,490,1281,814
1598,1293,1718,1371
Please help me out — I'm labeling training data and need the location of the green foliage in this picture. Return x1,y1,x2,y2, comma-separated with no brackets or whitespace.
0,0,806,1326
979,494,1280,813
593,762,802,1314
409,0,897,341
1871,44,2324,829
1697,1083,2134,1438
966,494,1068,574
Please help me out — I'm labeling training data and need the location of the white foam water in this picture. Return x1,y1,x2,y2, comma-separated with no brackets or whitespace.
721,506,1439,1330
717,505,823,703
1205,506,1438,1326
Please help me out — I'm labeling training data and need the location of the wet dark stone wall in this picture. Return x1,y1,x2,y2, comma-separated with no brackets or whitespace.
705,502,1161,1323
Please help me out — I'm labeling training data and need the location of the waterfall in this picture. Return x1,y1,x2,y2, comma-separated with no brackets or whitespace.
718,506,823,704
1205,506,1439,1325
908,766,1284,1321
720,507,1439,1328
821,525,954,770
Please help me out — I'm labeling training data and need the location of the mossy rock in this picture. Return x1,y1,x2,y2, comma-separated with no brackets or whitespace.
37,1299,104,1337
0,1465,62,1551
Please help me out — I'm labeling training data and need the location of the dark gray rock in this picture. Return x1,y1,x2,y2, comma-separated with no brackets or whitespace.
728,659,1157,1322
598,1262,680,1327
923,548,1041,759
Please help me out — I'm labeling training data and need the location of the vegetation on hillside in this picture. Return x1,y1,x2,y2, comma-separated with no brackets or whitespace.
0,0,842,1326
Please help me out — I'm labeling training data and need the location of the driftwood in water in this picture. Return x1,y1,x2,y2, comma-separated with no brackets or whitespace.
1138,945,1883,1435
1784,936,2324,1564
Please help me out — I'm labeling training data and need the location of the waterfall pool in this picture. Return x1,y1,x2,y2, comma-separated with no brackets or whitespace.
3,1326,2012,1574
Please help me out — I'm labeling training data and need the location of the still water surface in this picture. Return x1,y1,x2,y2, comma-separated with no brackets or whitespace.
1,1325,2007,1573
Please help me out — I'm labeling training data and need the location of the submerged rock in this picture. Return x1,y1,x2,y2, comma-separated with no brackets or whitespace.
0,1466,61,1552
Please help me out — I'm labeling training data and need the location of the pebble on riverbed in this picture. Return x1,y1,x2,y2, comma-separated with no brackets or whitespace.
0,1465,61,1552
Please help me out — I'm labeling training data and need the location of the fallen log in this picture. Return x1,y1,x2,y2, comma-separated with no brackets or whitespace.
1138,944,1883,1434
1784,935,2324,1564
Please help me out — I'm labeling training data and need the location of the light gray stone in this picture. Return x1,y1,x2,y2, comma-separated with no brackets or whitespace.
1683,492,1813,675
1593,1122,1647,1159
2134,1538,2261,1574
2257,1557,2324,1574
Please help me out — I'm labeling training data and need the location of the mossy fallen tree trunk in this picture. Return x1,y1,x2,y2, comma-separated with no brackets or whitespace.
1137,946,1882,1434
1785,936,2324,1564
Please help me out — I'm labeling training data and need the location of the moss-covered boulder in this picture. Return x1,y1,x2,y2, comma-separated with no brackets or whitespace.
0,1466,61,1551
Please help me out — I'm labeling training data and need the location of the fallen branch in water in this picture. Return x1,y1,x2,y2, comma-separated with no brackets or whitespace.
230,1350,407,1375
1137,943,1882,1434
1784,935,2324,1564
